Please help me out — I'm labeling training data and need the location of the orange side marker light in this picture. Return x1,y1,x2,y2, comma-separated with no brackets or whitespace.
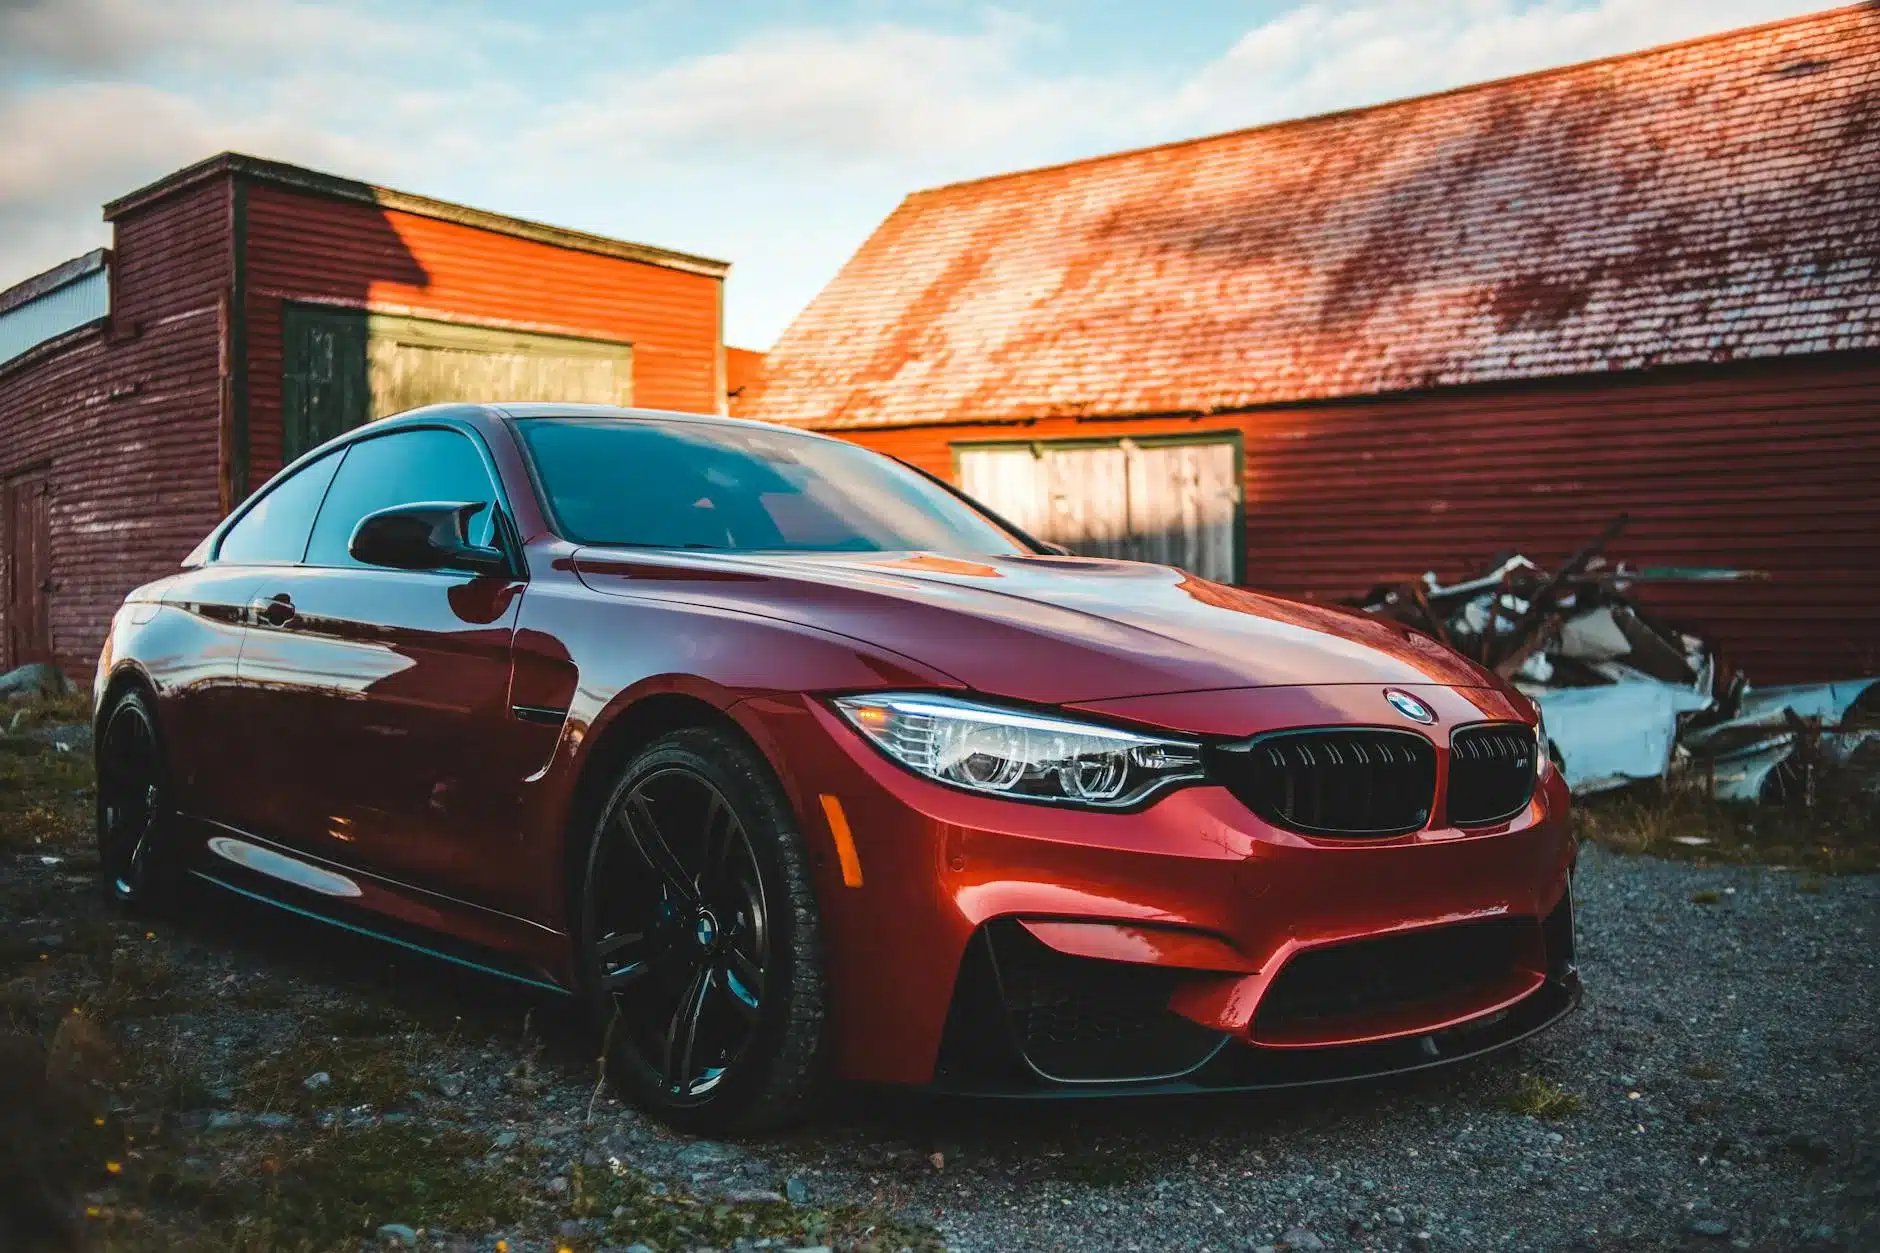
817,793,865,888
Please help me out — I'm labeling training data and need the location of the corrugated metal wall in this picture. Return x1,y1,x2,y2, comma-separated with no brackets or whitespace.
830,352,1880,684
0,179,231,677
0,263,110,366
243,182,724,483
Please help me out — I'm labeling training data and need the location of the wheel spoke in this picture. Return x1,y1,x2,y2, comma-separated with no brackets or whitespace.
724,944,764,1003
621,793,699,903
594,930,645,960
719,958,761,1022
595,927,654,994
661,965,712,1093
699,792,737,892
601,959,652,993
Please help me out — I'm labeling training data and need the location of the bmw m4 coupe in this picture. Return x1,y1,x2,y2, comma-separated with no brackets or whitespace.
94,403,1579,1131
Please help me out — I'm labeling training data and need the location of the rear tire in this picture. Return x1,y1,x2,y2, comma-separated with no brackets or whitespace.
94,688,180,912
575,726,829,1133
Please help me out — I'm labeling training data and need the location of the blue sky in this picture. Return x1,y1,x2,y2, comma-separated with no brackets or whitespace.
0,0,1826,347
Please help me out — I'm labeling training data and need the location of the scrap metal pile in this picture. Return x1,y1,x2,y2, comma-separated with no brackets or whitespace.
1350,513,1880,803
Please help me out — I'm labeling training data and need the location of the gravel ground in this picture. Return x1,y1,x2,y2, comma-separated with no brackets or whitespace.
4,715,1877,1252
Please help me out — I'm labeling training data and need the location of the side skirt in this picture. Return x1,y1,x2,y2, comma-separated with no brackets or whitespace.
175,816,576,996
190,872,571,997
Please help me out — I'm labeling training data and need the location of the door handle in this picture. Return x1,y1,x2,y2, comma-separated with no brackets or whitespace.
250,594,297,627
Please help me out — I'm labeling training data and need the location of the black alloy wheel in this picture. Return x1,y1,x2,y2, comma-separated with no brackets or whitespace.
579,727,827,1132
95,689,176,907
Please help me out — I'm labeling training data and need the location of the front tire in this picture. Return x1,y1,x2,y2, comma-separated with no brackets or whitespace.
576,727,829,1133
94,688,179,910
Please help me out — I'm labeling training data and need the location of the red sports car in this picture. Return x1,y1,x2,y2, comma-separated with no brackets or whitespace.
93,403,1578,1131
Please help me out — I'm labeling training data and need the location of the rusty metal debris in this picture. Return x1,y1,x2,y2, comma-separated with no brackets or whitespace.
1351,515,1878,801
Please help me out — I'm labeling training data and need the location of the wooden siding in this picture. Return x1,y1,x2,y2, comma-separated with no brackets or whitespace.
243,182,723,483
829,353,1880,685
0,177,231,679
957,436,1241,582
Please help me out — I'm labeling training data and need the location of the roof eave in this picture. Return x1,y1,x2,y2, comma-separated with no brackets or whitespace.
0,248,111,319
101,152,730,279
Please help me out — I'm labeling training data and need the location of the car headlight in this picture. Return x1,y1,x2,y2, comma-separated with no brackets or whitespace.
832,693,1206,808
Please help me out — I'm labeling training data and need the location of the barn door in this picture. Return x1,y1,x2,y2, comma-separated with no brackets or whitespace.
282,305,369,464
280,305,634,466
956,436,1242,583
365,314,634,416
2,469,53,670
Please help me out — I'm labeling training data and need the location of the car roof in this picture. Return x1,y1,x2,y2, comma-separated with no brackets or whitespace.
367,402,841,443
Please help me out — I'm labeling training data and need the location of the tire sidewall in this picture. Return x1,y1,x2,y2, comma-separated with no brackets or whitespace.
576,726,827,1132
95,688,178,911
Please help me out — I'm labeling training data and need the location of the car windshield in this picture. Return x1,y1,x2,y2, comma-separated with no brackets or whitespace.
516,417,1032,555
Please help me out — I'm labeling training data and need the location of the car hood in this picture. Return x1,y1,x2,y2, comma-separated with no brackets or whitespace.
570,548,1499,705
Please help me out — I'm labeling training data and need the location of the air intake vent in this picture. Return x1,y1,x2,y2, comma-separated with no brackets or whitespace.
1254,917,1532,1037
1447,724,1537,826
1209,728,1436,838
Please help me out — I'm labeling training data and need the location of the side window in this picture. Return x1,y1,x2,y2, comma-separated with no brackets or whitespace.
305,428,502,569
215,451,342,565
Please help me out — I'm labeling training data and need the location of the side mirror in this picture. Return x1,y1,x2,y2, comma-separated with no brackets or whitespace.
349,501,508,574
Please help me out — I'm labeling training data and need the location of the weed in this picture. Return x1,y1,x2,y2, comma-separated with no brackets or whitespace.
1574,782,1880,874
1496,1073,1582,1119
1691,890,1722,905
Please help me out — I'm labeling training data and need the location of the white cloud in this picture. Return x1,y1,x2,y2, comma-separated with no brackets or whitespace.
0,0,1835,343
0,0,436,71
525,19,1119,169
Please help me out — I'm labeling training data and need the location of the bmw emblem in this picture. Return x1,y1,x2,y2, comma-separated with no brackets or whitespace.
1385,689,1436,724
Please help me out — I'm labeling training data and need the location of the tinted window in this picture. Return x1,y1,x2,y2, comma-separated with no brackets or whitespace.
306,428,501,569
216,451,341,565
517,419,1028,555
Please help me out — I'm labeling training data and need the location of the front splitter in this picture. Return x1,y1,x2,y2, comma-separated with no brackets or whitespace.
924,973,1581,1099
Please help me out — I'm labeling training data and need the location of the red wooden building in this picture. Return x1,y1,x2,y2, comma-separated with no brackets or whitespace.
0,153,729,678
749,6,1880,683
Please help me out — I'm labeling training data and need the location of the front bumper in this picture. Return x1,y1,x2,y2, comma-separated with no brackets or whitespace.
731,683,1578,1092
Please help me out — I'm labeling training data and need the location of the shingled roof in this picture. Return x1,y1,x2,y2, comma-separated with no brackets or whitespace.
752,5,1880,430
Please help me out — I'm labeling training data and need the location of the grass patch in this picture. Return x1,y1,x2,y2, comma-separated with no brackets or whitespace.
1573,783,1880,874
1496,1073,1582,1119
559,1157,943,1252
1691,890,1723,906
242,1035,423,1116
84,1124,943,1252
0,710,92,855
3,690,92,734
92,1123,533,1250
225,1124,528,1242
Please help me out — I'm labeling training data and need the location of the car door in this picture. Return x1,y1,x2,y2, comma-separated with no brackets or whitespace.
235,425,530,911
165,448,344,835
